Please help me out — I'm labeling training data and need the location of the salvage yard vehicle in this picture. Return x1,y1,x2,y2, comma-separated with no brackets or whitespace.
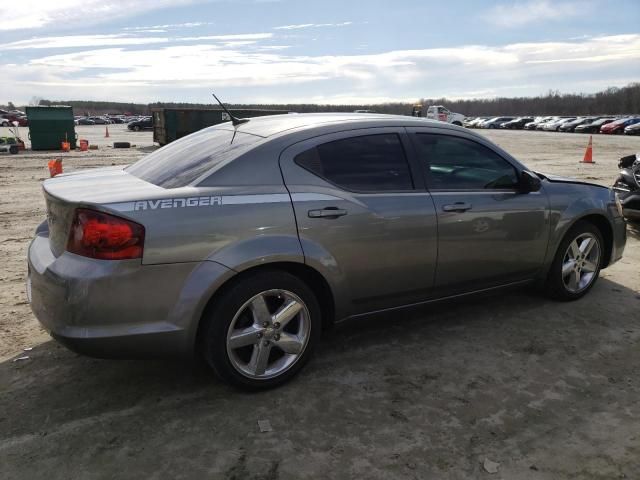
558,117,598,133
501,117,534,129
481,116,515,128
27,113,627,389
600,117,640,134
524,116,554,130
613,153,640,221
75,117,96,125
127,117,153,131
574,117,615,134
542,117,576,131
625,123,640,135
426,105,465,126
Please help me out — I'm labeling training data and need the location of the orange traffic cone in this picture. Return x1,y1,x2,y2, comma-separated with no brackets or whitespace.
48,159,63,177
105,125,110,138
581,135,594,163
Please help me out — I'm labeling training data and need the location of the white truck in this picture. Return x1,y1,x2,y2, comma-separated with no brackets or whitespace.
425,105,465,126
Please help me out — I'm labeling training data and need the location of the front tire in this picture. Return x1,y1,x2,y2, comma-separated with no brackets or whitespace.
545,221,603,301
201,270,321,389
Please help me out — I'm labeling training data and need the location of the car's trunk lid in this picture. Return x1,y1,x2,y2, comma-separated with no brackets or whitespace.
43,167,165,257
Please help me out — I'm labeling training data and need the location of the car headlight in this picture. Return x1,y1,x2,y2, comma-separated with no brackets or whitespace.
614,192,624,217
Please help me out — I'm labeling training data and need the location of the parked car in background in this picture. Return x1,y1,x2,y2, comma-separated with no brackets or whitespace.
482,117,515,129
541,117,576,131
467,117,490,128
127,117,153,131
425,105,465,126
75,117,96,125
558,117,598,133
524,116,554,130
27,113,626,389
624,122,640,135
88,116,112,125
1,113,28,126
462,117,475,128
574,118,615,134
601,117,640,134
501,117,534,129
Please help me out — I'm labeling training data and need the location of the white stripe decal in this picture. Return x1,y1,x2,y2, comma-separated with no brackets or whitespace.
106,193,344,212
221,194,290,205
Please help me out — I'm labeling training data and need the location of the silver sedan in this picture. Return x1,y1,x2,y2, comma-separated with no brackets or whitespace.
27,113,626,388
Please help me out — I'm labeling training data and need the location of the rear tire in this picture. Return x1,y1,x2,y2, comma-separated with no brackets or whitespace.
545,221,604,301
201,270,321,390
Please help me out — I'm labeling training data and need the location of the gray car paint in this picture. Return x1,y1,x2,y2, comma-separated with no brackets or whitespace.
27,113,627,358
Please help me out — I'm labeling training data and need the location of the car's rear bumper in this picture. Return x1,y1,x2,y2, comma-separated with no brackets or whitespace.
27,232,234,359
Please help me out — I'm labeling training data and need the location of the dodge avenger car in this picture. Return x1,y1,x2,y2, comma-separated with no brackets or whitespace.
28,113,626,388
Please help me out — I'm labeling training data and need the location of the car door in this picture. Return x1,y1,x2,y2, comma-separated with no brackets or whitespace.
407,128,549,295
279,128,438,315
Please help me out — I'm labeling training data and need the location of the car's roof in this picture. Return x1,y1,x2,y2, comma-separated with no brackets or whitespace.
222,112,455,138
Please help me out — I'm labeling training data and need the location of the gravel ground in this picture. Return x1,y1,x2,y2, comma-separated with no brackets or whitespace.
1,125,639,479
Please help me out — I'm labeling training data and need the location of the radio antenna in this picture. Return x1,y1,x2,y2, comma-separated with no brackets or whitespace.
212,93,248,127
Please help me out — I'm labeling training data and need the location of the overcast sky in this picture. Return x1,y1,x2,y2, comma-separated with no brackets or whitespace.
1,0,638,105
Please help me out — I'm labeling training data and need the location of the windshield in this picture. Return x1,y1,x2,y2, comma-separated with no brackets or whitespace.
127,127,263,188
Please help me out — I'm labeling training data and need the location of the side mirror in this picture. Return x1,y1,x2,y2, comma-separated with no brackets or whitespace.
519,170,542,193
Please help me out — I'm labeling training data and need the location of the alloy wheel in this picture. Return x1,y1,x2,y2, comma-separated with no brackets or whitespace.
226,289,311,379
561,233,600,293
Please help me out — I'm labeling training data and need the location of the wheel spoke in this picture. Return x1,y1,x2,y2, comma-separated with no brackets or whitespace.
273,299,302,328
562,260,575,277
569,240,580,259
248,342,271,375
273,332,304,354
228,326,263,349
582,260,597,273
250,295,272,325
579,237,595,256
571,270,581,290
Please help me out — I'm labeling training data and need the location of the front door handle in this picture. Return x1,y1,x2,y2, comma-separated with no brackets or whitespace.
308,207,348,218
442,202,472,212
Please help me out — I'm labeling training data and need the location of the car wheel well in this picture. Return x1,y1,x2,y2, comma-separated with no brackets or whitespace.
196,262,335,351
574,214,613,267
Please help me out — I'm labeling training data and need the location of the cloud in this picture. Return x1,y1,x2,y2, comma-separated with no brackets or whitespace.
124,22,213,31
0,33,273,50
0,0,197,31
482,0,587,27
2,34,638,104
273,22,353,30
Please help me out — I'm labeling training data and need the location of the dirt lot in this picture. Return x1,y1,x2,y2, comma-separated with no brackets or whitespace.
1,125,639,479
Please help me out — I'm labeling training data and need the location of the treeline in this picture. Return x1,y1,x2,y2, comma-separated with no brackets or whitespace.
4,83,639,117
417,83,640,117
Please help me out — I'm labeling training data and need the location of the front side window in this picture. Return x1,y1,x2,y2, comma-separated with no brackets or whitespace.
413,134,518,190
295,133,413,192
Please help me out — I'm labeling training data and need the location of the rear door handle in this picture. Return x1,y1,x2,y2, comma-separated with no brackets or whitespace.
442,202,472,212
308,207,348,218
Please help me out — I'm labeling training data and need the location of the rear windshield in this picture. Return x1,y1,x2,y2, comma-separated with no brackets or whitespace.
127,127,262,188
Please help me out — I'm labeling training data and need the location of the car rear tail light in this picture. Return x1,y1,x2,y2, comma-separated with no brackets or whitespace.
67,208,145,260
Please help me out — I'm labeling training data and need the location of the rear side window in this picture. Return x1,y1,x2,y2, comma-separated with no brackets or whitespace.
127,128,262,188
414,134,518,190
295,134,413,192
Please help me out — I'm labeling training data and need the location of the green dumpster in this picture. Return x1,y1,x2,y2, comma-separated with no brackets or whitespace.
152,108,288,146
26,106,77,150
